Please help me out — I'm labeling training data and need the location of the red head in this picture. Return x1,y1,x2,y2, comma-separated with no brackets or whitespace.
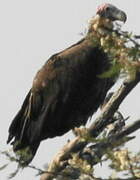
96,3,127,22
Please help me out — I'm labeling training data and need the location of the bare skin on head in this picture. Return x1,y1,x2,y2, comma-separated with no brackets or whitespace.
89,3,127,34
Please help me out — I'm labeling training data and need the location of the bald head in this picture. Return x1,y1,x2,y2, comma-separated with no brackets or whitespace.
96,3,127,23
88,3,127,33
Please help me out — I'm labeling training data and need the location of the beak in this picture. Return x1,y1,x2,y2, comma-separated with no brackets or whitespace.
115,10,127,23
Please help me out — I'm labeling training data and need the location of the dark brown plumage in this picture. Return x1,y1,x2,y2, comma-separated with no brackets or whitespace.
7,3,127,164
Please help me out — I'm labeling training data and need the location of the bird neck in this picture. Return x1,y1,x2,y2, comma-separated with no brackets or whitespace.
88,14,114,35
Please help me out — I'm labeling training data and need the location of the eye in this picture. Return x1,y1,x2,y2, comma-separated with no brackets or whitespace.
106,7,111,11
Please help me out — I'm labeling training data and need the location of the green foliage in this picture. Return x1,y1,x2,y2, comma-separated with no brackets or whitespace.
0,164,9,171
69,153,93,175
107,149,140,179
0,151,20,179
98,62,121,78
15,146,32,166
88,27,140,81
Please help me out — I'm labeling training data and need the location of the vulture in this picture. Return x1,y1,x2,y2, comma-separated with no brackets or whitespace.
7,3,127,164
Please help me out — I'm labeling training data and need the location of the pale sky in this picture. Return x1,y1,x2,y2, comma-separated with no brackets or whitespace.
0,0,140,179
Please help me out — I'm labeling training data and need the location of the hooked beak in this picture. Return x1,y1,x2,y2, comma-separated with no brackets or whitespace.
114,9,127,23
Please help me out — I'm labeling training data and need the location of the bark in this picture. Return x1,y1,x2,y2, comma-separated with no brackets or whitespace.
40,74,140,180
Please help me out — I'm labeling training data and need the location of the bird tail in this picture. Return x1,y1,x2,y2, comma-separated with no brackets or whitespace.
7,90,41,165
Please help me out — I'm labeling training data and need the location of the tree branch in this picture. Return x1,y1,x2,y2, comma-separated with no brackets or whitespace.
89,74,140,137
81,118,140,167
40,73,140,180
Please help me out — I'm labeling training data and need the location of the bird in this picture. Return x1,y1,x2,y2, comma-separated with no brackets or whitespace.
7,3,127,165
